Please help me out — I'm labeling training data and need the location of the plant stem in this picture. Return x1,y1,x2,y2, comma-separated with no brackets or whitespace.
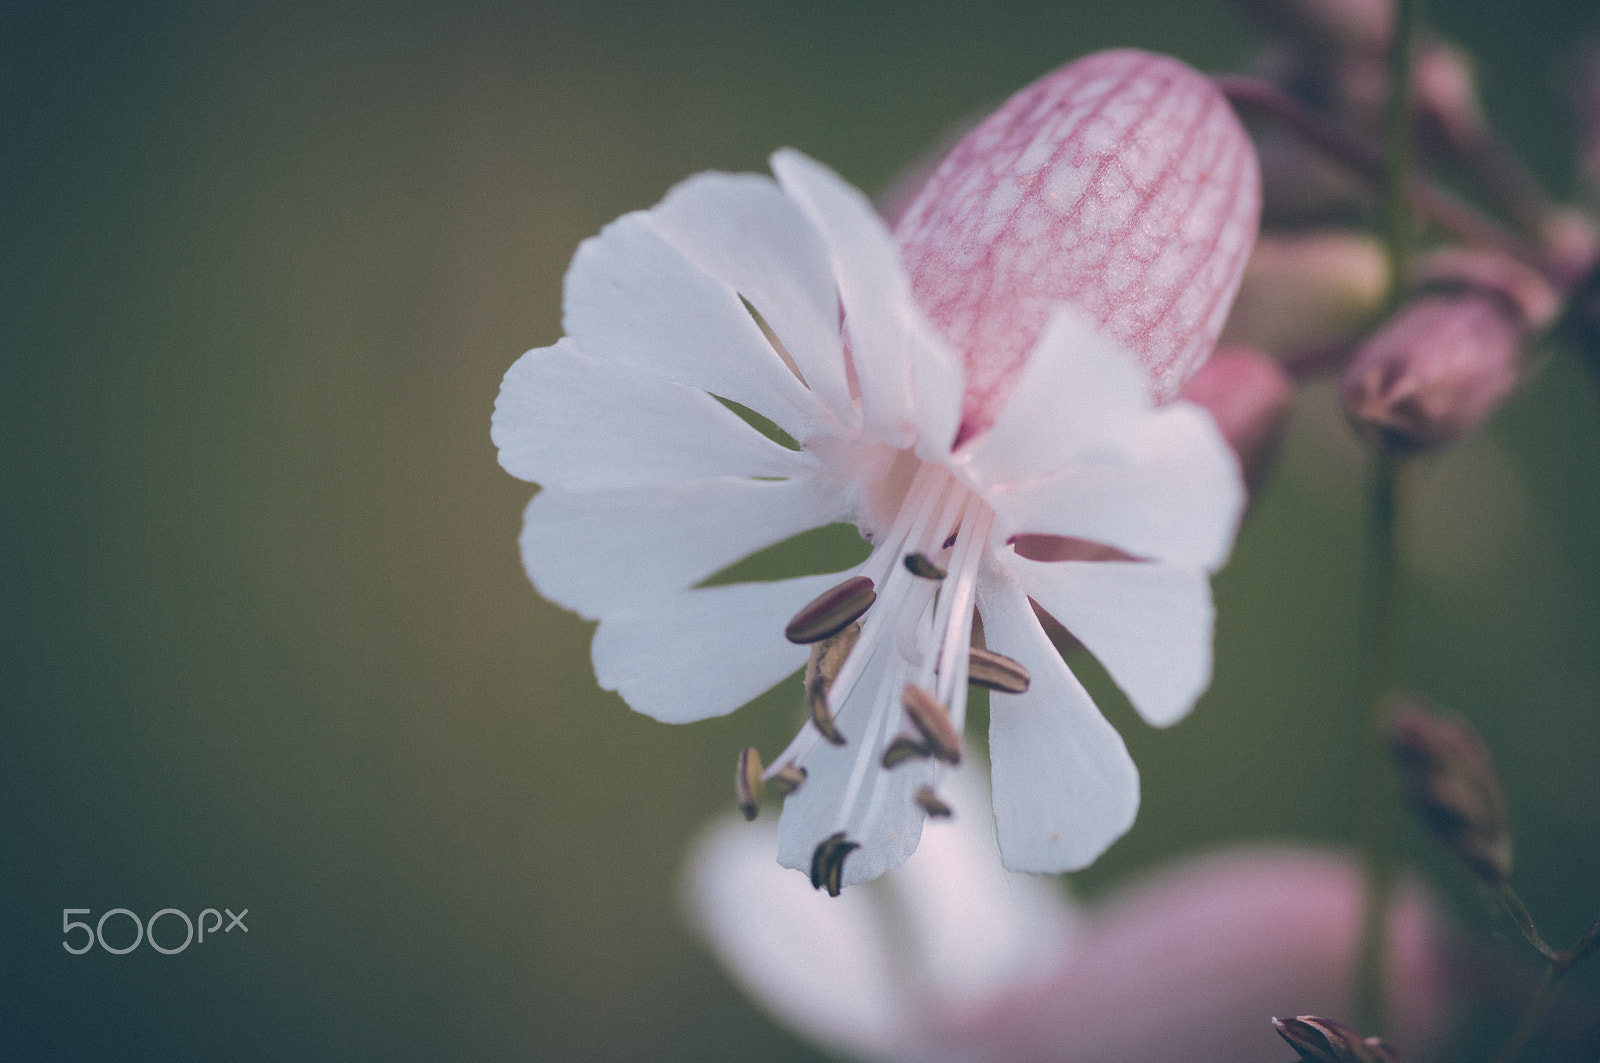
1353,449,1401,1033
1353,0,1422,1033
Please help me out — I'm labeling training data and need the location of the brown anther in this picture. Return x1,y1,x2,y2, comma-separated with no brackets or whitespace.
901,683,962,764
804,623,860,747
967,647,1031,694
735,746,764,821
914,786,953,818
810,831,859,897
903,553,947,580
785,576,876,644
880,735,933,769
942,532,958,549
770,764,807,795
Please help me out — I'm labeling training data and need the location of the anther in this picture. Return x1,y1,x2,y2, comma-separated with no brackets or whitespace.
805,623,860,747
880,735,932,769
942,532,958,549
735,747,764,821
901,683,962,764
914,786,953,818
785,576,876,644
770,764,807,795
810,831,859,897
967,647,1031,694
903,553,947,580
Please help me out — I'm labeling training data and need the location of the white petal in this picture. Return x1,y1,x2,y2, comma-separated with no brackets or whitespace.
975,556,1140,873
879,760,1079,1000
683,816,923,1063
775,649,936,888
771,149,964,455
956,307,1149,486
1007,556,1214,728
648,172,858,426
591,572,860,724
519,476,848,619
984,401,1244,571
493,339,812,490
681,764,1078,1063
564,210,829,443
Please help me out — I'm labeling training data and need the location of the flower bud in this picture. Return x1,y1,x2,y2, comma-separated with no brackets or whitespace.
1180,346,1295,495
1340,294,1521,453
1388,699,1513,888
1409,246,1559,330
1274,1016,1406,1063
1221,230,1388,352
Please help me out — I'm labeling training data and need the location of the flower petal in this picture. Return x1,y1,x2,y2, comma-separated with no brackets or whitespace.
683,817,921,1063
775,648,937,888
493,339,813,490
896,49,1260,432
647,172,858,427
592,572,859,724
984,401,1244,571
771,149,964,456
975,556,1139,873
955,307,1149,484
682,763,1076,1063
1008,556,1214,728
519,476,848,619
564,208,829,443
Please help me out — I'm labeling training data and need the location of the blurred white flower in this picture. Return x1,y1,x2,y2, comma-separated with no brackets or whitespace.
495,50,1259,886
686,770,1455,1063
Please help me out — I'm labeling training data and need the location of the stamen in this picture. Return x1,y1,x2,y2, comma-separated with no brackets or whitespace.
735,747,764,820
903,553,946,580
901,683,962,764
914,786,953,818
967,647,1031,694
805,623,860,746
880,735,932,769
785,576,876,644
810,831,859,897
770,764,807,795
942,532,958,550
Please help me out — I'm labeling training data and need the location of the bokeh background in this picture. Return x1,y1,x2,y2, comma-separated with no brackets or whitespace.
5,1,1600,1059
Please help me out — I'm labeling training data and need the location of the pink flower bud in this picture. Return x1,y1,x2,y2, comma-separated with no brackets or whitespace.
1180,346,1295,494
1340,294,1521,453
894,50,1261,436
949,848,1453,1063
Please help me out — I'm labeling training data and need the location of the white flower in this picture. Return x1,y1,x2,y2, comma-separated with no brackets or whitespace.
684,763,1077,1063
493,50,1260,887
686,780,1456,1063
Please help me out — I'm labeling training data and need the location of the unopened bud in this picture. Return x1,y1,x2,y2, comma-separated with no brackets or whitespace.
1180,346,1295,495
1274,1016,1406,1063
1221,230,1388,352
1389,699,1513,888
1341,294,1521,452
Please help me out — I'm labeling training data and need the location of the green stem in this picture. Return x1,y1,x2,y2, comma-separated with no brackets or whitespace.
1353,450,1401,1033
1354,0,1422,1031
1496,883,1562,963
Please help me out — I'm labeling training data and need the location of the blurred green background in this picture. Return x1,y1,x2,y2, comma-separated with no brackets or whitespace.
4,1,1600,1059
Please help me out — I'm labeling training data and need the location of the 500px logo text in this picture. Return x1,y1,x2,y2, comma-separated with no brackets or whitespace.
62,907,249,955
